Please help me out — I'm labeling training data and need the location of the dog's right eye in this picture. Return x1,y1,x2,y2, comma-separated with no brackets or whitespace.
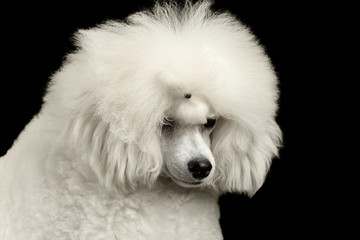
162,117,175,132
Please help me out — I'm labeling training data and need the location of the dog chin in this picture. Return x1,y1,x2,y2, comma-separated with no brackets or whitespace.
170,176,204,188
162,167,206,188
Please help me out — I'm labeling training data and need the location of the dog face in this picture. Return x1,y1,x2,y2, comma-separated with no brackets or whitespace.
159,92,219,187
161,113,217,187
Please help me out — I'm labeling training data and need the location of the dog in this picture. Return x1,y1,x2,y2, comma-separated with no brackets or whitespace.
0,1,282,239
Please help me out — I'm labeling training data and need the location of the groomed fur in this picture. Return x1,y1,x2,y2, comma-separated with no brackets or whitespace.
45,0,281,194
0,1,281,239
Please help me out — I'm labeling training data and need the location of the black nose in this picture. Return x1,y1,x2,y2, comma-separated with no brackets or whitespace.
187,158,212,180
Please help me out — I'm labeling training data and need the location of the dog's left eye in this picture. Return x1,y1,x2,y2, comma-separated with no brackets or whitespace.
203,118,216,129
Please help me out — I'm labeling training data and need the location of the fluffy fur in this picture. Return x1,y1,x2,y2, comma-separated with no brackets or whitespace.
0,1,281,239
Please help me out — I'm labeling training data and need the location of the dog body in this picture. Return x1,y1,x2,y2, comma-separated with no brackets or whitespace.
0,1,281,239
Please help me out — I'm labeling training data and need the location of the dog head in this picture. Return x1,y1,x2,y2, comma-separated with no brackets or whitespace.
47,1,282,196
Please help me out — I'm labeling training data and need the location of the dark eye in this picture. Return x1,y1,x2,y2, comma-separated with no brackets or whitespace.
203,118,216,129
162,117,175,132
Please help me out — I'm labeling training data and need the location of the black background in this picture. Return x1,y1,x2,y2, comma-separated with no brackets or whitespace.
0,1,344,239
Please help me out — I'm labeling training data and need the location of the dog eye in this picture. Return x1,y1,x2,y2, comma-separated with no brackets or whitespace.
162,117,175,132
203,118,216,129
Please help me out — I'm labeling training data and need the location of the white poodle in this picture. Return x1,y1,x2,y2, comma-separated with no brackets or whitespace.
0,1,281,239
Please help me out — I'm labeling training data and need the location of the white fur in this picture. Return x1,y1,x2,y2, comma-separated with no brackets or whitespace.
0,1,282,239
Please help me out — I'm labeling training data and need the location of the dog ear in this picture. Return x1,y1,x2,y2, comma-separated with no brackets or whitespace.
210,118,282,196
50,25,170,192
